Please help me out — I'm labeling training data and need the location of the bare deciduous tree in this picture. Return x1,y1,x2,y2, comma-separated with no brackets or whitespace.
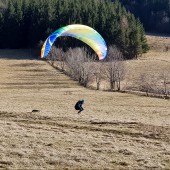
160,70,170,97
138,73,155,96
80,61,94,87
165,46,169,52
47,45,58,66
57,48,66,71
137,70,170,98
66,48,94,87
104,46,125,91
45,46,66,71
93,61,105,90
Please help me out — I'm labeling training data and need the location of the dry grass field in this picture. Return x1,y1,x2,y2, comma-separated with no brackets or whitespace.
122,35,170,94
0,36,170,170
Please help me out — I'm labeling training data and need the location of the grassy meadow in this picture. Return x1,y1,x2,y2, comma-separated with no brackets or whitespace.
0,35,169,169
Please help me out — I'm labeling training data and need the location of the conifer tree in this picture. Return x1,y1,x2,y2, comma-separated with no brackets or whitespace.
0,0,149,59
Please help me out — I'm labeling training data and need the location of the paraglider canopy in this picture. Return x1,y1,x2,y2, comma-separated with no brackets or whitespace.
41,24,107,60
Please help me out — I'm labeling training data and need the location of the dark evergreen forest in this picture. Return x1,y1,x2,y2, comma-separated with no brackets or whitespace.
0,0,149,59
119,0,170,34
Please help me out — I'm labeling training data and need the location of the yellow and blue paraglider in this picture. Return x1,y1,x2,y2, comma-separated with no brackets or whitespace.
41,24,107,60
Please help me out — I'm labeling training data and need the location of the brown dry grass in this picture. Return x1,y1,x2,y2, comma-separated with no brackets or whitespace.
141,35,170,63
146,35,170,52
122,35,170,94
0,45,170,169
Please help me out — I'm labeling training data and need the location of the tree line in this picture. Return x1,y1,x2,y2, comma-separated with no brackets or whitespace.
48,47,170,97
0,0,148,59
49,46,125,91
119,0,170,35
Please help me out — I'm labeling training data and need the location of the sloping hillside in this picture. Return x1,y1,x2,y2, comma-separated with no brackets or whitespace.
123,35,170,93
0,51,169,169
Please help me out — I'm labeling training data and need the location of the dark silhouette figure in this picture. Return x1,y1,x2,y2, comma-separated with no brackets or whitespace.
75,100,84,114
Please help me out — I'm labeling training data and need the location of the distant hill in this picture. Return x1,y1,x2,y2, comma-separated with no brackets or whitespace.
118,0,170,35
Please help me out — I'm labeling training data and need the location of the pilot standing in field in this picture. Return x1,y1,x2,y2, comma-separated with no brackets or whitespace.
75,99,84,114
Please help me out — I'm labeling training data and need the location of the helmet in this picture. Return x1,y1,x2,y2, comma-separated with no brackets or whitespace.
81,99,84,103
